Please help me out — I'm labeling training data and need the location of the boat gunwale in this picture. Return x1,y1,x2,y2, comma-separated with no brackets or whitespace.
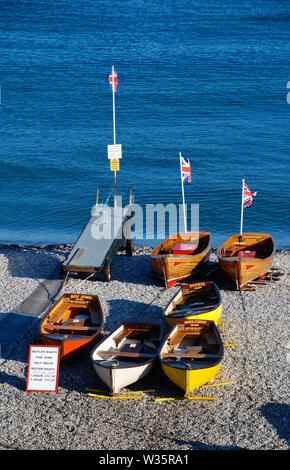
91,321,162,370
151,231,212,259
159,320,224,371
164,281,222,319
217,232,275,263
40,293,104,343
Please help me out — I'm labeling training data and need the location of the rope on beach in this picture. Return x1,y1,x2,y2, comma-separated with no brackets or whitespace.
60,271,96,294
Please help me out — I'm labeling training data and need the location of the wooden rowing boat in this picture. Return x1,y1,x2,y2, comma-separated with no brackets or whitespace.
159,320,223,396
40,294,104,359
218,232,275,290
91,322,162,394
164,281,222,327
151,231,211,287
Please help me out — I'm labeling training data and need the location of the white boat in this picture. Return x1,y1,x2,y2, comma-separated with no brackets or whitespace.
91,322,162,394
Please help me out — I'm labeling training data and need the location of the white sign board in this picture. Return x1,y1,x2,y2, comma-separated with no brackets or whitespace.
26,345,61,393
107,144,122,159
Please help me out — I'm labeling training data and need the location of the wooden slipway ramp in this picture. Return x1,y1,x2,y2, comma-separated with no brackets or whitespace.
0,267,63,357
18,269,62,316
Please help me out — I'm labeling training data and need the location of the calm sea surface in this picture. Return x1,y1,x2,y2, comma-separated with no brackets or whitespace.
1,0,289,248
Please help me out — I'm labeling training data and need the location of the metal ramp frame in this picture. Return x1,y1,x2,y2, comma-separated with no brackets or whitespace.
62,191,134,280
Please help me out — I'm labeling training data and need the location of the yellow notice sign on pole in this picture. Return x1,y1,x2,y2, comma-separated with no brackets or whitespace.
110,158,120,172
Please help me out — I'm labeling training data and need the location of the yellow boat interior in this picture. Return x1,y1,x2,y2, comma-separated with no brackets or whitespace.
160,320,223,370
167,282,220,317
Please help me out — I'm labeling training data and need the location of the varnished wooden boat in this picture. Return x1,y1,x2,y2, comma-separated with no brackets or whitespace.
164,281,222,327
91,322,162,394
151,231,211,287
159,320,223,397
40,294,104,359
218,232,275,290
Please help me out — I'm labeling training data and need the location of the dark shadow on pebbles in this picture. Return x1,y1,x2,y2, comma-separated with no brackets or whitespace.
0,313,38,361
0,370,26,391
106,298,164,329
0,245,62,280
58,356,167,395
169,439,245,450
260,403,290,446
111,254,162,287
58,353,108,393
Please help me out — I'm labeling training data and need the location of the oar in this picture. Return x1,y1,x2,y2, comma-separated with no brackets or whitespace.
170,305,217,318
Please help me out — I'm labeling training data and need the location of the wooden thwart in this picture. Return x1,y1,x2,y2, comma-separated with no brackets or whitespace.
97,350,156,358
46,324,100,332
162,352,221,359
114,326,154,345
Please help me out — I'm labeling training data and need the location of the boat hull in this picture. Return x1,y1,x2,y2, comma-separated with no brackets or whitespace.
41,334,101,360
163,250,211,288
166,304,222,328
40,293,104,360
92,360,155,394
91,322,162,393
218,232,275,289
159,319,223,396
151,232,211,288
161,361,222,396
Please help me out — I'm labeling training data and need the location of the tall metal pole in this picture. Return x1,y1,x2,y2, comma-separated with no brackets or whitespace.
240,178,245,236
179,152,187,233
111,66,117,205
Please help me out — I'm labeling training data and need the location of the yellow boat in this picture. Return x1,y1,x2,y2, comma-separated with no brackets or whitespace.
159,320,223,397
164,281,222,327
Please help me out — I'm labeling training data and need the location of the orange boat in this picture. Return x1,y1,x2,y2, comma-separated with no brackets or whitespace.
218,232,275,290
151,231,211,287
40,294,104,359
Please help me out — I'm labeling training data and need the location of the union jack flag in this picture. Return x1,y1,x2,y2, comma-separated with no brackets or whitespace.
108,69,118,92
243,181,257,208
180,155,192,184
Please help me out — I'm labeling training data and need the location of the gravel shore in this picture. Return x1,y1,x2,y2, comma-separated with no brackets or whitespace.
0,245,289,450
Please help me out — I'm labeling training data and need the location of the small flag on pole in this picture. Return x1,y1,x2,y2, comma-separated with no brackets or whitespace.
243,181,257,208
180,155,192,184
108,69,118,92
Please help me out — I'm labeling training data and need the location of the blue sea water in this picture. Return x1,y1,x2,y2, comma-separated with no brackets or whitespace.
0,0,289,248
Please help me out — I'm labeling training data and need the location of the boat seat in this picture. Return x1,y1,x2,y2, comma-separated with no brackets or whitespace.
169,331,186,348
45,333,89,341
97,350,155,358
46,324,100,332
48,306,68,324
171,305,214,317
188,302,206,307
162,352,221,359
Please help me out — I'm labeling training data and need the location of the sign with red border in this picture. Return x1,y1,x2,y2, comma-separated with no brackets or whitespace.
26,345,61,393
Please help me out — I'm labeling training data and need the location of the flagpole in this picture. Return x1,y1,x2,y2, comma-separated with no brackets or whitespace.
112,66,116,145
240,178,245,236
111,65,117,205
179,152,187,233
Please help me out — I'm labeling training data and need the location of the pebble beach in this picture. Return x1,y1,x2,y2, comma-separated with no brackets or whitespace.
0,245,289,450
